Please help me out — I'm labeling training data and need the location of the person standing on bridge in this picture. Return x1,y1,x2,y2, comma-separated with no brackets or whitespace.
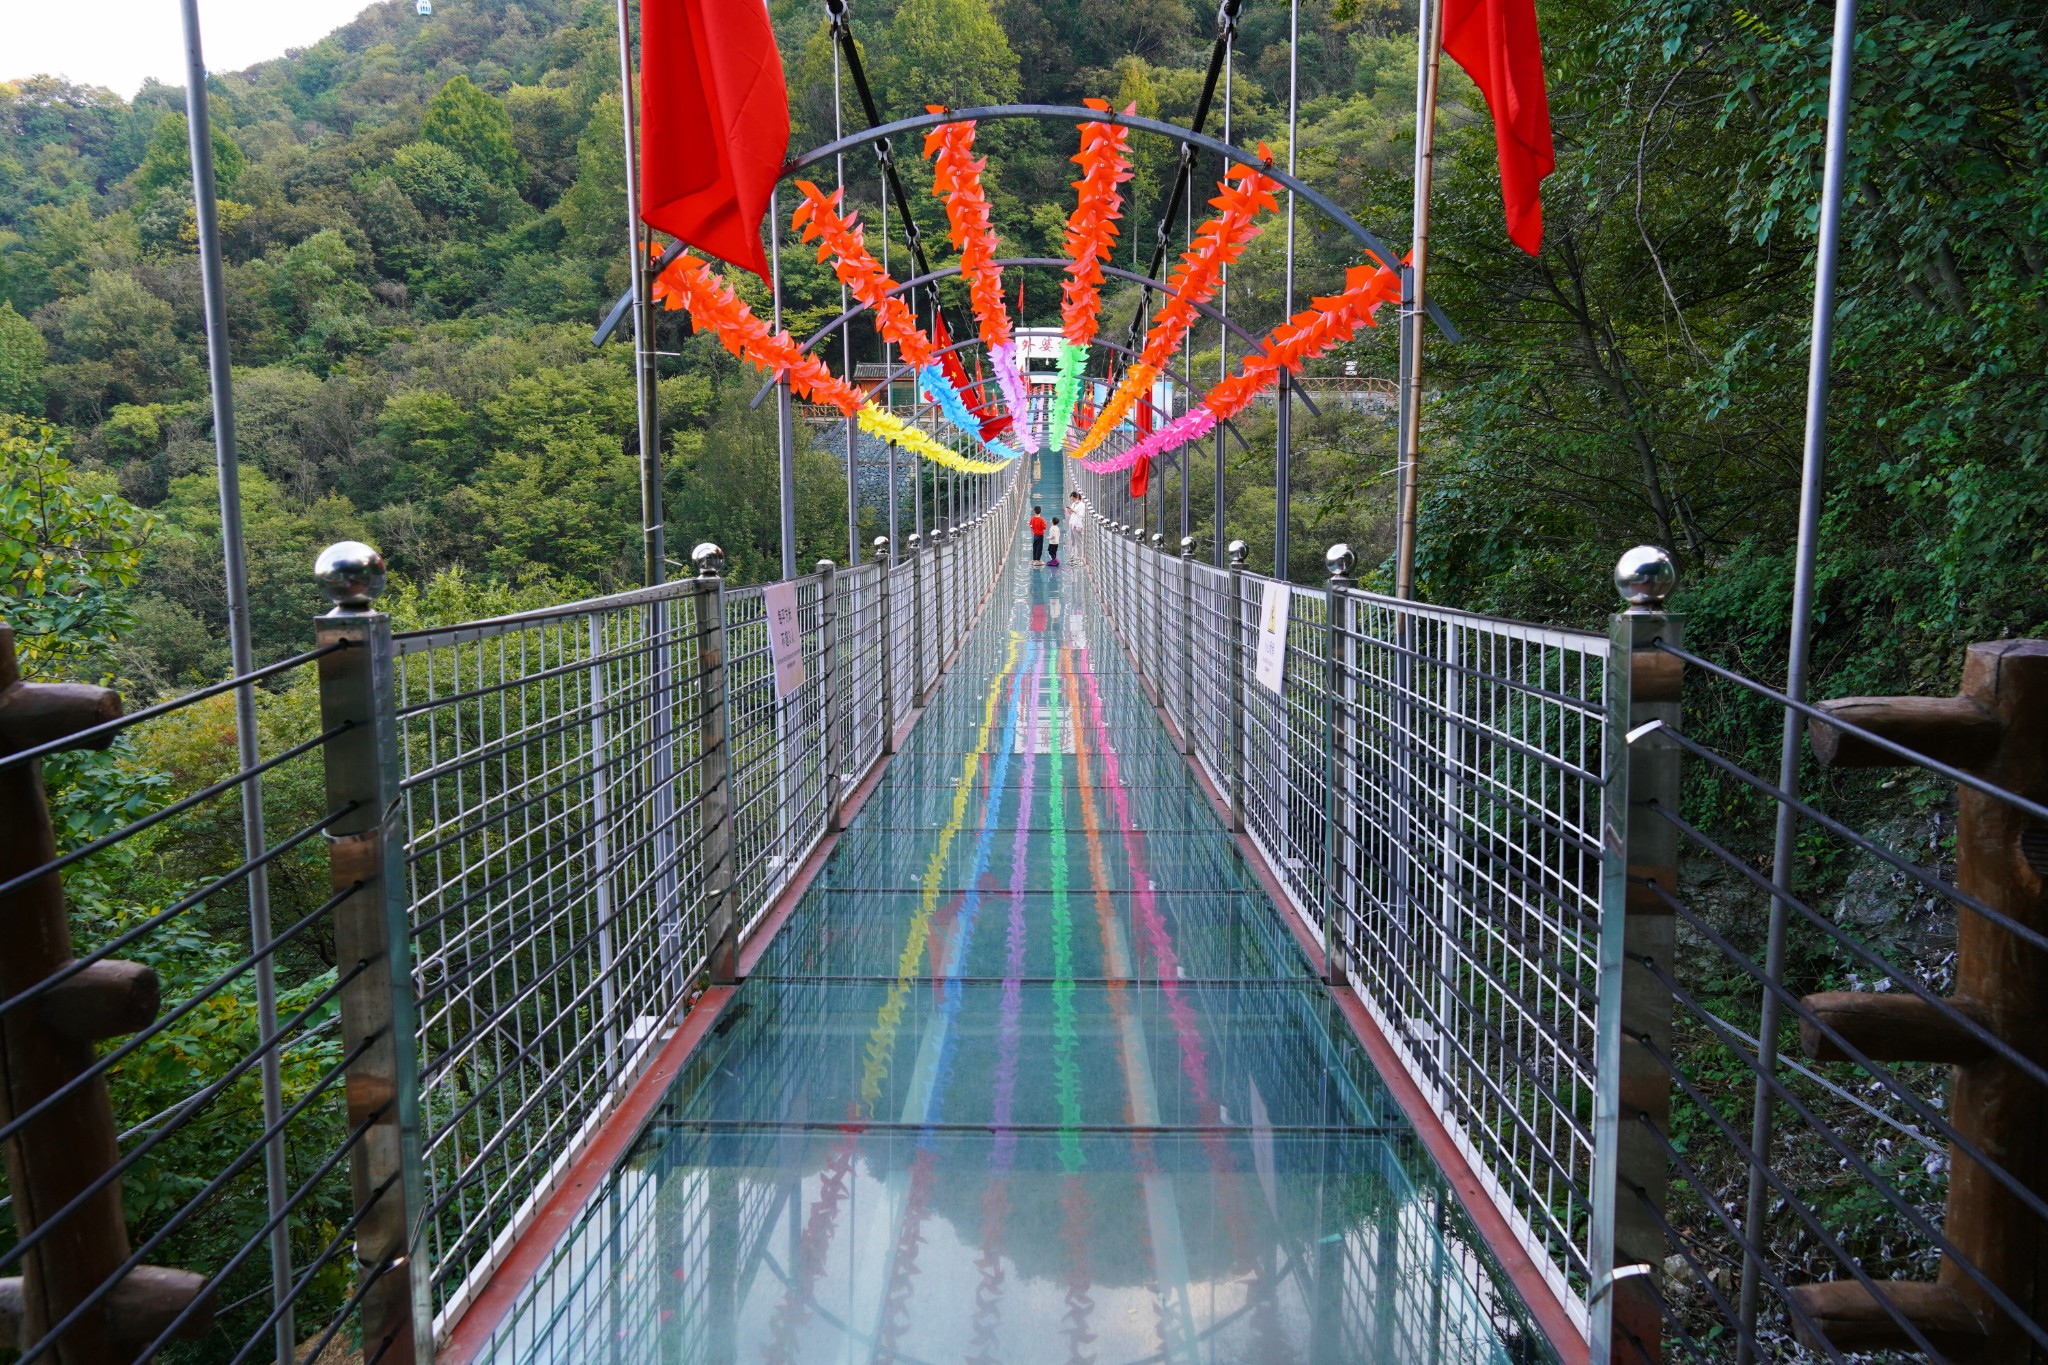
1030,506,1047,565
1046,516,1062,567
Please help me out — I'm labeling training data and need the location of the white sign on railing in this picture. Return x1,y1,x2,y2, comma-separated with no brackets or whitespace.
763,582,806,698
1254,580,1291,694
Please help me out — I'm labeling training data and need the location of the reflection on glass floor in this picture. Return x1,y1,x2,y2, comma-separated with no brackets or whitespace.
477,477,1537,1364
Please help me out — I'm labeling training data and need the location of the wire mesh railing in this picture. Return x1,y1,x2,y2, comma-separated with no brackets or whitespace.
0,467,1022,1363
0,619,396,1365
1068,464,2048,1363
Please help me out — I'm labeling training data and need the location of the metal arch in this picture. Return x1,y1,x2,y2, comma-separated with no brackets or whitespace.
829,333,1256,461
780,104,1455,341
595,103,1458,348
740,257,1315,420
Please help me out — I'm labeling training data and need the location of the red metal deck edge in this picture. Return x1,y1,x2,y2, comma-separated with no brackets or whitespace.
1090,571,1590,1365
441,526,1024,1361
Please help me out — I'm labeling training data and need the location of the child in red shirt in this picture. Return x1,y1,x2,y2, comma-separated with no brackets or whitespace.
1030,507,1046,564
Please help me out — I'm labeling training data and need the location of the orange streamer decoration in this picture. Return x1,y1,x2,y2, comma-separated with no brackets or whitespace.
792,181,935,369
650,250,867,417
1060,100,1134,349
1207,263,1402,419
1142,155,1281,370
1071,155,1280,457
923,113,1011,351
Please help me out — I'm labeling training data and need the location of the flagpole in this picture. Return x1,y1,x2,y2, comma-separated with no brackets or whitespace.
1213,28,1234,569
1276,0,1299,581
1394,0,1444,600
770,185,798,580
178,7,294,1358
834,33,859,568
613,0,663,588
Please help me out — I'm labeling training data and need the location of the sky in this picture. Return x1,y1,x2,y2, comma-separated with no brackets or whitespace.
8,0,382,99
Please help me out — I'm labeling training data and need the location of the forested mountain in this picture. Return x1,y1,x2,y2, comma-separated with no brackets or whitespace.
6,0,2041,698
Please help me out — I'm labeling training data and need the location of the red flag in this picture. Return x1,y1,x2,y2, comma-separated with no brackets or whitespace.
1135,394,1154,436
1129,454,1150,499
1442,0,1554,254
640,0,789,281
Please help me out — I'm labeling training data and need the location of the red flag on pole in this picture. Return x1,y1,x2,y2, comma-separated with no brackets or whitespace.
640,0,789,281
1129,454,1150,499
1441,0,1554,254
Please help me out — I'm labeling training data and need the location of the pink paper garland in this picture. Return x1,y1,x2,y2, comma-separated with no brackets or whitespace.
1081,404,1216,473
989,342,1039,453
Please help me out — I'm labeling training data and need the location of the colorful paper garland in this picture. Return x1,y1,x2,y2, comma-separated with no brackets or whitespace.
1060,99,1134,350
792,180,935,369
1070,156,1280,458
1081,261,1402,474
924,114,1038,453
650,249,1004,474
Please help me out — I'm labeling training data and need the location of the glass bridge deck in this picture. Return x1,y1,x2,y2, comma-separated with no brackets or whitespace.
476,476,1537,1364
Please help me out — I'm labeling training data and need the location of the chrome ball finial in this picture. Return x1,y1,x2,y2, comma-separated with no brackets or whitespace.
872,536,891,562
692,542,727,578
314,541,386,612
816,558,836,577
1180,535,1198,557
906,532,922,553
1227,540,1249,568
1325,543,1357,579
1150,532,1164,549
1614,545,1677,609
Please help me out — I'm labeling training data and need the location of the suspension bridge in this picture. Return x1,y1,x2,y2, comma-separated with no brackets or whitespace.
2,5,2044,1364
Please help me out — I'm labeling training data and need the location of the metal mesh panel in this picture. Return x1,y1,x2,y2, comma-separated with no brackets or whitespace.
1240,576,1332,931
725,578,826,936
1074,508,1610,1326
1333,601,1609,1314
395,586,709,1324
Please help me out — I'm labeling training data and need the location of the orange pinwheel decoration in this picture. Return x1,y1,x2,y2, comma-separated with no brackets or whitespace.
1071,155,1280,457
650,249,867,417
792,181,935,369
923,114,1011,352
1208,263,1403,419
1060,100,1134,349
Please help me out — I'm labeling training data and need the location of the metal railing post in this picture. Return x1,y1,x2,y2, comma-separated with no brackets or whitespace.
586,613,620,1085
874,538,895,754
1228,539,1249,833
692,543,738,985
1150,533,1166,701
1180,536,1198,757
311,542,433,1364
819,559,844,833
1323,544,1356,988
1591,546,1682,1364
907,533,927,704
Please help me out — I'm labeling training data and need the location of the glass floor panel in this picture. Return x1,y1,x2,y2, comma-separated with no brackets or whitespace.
475,472,1546,1363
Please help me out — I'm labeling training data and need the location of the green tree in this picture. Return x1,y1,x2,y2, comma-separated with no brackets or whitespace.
133,111,245,195
42,269,188,422
0,420,156,679
0,300,46,413
876,0,1023,112
420,75,525,189
143,466,369,663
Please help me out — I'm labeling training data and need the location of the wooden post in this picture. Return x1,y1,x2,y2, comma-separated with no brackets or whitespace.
1789,639,2047,1360
0,622,211,1361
